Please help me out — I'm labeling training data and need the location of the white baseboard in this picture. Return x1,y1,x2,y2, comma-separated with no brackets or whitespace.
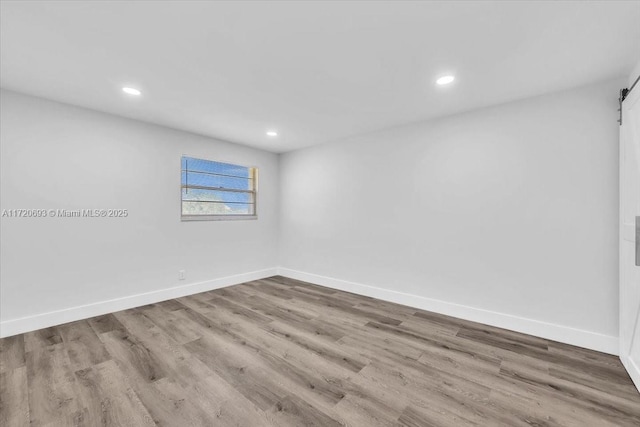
277,267,619,356
1,266,620,357
621,354,640,393
0,268,278,338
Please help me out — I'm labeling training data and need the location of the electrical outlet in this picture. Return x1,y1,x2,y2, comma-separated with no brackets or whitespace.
178,270,186,280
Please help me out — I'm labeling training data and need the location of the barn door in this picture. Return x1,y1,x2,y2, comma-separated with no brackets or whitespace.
619,82,640,392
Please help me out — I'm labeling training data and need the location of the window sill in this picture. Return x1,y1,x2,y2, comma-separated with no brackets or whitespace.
181,215,258,222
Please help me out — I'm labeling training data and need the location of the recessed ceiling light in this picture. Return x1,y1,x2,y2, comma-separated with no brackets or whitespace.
436,75,455,85
266,131,278,137
122,87,141,96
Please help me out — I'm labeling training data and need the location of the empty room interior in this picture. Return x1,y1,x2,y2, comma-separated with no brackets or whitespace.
2,1,640,426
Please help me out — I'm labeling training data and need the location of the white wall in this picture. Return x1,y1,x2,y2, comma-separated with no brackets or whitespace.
279,79,624,353
0,90,279,334
629,60,640,87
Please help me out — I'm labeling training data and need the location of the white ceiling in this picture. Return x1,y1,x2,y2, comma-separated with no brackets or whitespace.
1,1,639,153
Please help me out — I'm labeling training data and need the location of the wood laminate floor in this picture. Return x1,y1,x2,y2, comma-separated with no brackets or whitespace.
1,276,639,426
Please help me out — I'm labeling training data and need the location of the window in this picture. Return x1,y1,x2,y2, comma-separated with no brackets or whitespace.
181,156,257,220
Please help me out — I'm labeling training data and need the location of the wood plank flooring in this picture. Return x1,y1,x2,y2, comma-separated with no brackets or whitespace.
1,276,639,426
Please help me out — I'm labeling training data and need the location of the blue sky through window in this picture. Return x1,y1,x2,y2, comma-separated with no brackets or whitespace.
181,156,255,215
